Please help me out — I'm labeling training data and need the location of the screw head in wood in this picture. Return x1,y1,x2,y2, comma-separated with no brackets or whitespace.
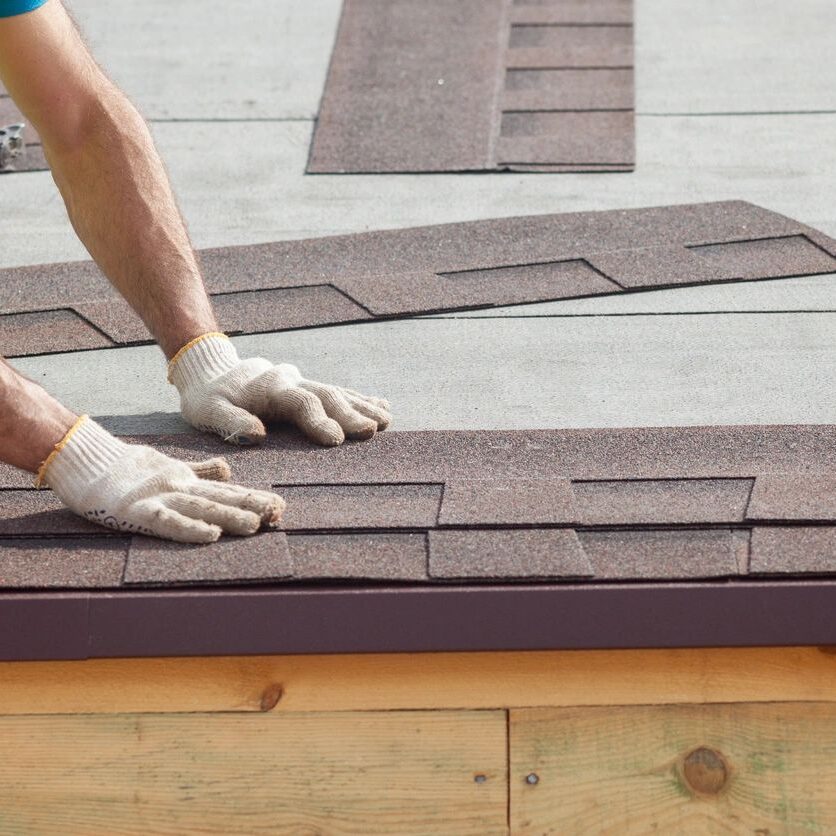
525,773,539,785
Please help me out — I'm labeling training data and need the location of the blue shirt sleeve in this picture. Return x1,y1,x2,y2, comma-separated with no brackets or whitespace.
0,0,48,18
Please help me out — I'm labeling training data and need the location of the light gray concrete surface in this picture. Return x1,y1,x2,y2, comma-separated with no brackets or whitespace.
637,0,836,113
11,313,836,433
2,114,836,269
432,274,836,318
64,0,836,119
67,0,343,120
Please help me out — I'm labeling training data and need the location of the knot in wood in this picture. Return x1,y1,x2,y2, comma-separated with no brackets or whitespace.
682,746,729,796
259,683,284,712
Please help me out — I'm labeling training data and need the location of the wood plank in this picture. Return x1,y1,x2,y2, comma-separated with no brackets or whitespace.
1,646,836,715
510,703,836,834
0,710,507,835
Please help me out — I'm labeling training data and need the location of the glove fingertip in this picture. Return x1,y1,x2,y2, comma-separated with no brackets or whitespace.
223,421,267,446
317,423,346,447
346,421,378,441
263,494,286,526
190,457,232,482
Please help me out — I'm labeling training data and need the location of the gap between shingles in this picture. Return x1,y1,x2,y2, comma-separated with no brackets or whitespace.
640,110,836,117
147,117,315,124
423,309,836,320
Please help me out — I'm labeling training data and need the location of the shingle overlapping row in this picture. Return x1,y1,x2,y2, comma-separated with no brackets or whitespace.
308,0,635,172
1,200,835,357
1,425,836,590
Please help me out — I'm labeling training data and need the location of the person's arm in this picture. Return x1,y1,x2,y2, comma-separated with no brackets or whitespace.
0,0,214,358
0,357,285,542
0,0,391,446
0,357,77,473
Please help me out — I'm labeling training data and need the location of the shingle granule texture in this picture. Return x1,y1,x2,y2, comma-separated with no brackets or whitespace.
3,425,836,590
1,201,834,357
308,0,635,172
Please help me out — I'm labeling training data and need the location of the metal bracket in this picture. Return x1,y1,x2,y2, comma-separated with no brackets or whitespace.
0,123,26,172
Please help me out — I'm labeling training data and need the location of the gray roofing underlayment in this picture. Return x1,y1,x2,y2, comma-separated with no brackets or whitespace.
3,425,836,659
308,0,635,173
1,200,835,358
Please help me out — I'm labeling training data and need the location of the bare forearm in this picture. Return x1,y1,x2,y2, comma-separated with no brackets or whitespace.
0,1,217,359
0,359,76,473
46,88,217,358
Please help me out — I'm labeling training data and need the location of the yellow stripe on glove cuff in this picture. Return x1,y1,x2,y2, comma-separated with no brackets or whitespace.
167,332,230,383
34,414,90,489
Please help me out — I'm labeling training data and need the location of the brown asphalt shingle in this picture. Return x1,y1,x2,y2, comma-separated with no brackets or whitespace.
0,309,113,357
749,527,836,576
2,426,836,590
124,530,293,586
1,201,834,357
308,0,635,173
0,94,46,173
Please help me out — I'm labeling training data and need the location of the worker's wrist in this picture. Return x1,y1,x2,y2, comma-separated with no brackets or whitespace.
37,416,127,490
167,332,240,391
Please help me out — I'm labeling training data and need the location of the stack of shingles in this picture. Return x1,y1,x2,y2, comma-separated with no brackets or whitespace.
1,200,835,358
1,426,835,589
308,0,634,173
0,81,46,172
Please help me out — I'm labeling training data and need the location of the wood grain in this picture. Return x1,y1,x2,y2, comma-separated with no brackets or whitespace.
1,646,836,715
0,710,507,835
511,702,836,834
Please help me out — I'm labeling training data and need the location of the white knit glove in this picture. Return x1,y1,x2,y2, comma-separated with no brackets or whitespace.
168,333,392,446
38,416,285,544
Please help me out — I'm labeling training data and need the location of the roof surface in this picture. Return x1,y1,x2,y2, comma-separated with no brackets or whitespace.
3,424,836,660
3,424,836,590
308,0,635,172
1,200,834,357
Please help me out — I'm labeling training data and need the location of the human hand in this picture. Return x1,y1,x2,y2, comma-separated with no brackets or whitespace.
39,415,284,543
168,333,391,446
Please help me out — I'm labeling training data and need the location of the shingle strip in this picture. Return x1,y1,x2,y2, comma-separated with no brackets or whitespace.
572,478,754,526
2,427,836,589
124,531,292,586
503,68,633,110
506,23,633,68
438,478,579,526
0,537,128,588
0,202,820,319
747,475,836,522
510,0,632,26
750,527,836,576
308,0,507,173
429,529,592,579
0,309,113,357
308,0,634,173
0,490,102,535
578,529,741,580
288,532,429,580
277,483,443,530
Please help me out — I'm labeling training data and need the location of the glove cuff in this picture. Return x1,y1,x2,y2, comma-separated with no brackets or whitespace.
168,332,240,391
37,416,128,491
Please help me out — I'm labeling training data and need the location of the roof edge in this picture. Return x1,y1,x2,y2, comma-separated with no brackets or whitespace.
0,580,833,661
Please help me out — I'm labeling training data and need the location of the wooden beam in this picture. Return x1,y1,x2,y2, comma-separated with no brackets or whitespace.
0,710,507,834
0,646,835,715
510,702,836,833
